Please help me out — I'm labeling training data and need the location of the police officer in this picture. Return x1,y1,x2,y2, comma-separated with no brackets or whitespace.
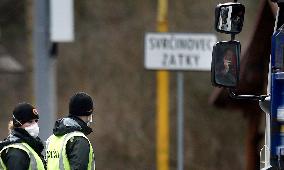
0,102,45,170
46,92,95,170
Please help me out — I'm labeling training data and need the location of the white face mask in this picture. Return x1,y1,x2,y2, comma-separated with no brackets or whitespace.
87,115,93,126
25,123,40,138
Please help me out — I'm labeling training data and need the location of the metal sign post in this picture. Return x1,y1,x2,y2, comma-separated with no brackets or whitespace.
33,0,56,141
177,71,184,170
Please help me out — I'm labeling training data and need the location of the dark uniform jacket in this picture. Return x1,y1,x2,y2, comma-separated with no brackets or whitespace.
52,115,93,170
0,128,45,170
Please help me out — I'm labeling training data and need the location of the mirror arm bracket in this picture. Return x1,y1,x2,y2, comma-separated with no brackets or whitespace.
228,88,269,101
231,34,236,41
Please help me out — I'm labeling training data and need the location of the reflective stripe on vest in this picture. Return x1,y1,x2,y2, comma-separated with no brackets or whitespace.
46,131,94,170
0,142,45,170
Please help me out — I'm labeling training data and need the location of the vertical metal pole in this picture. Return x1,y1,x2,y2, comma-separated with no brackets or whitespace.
157,71,169,170
156,0,169,170
177,71,184,170
33,0,56,141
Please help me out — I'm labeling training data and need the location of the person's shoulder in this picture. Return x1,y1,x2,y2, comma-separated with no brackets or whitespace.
2,147,29,159
66,136,90,154
69,136,89,144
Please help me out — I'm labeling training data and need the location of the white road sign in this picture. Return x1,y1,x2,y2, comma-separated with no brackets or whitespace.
50,0,74,42
144,33,217,71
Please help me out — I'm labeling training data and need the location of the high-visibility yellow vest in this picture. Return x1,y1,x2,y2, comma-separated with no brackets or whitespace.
46,131,95,170
0,142,45,170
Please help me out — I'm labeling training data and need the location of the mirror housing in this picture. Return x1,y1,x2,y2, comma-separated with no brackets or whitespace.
211,40,241,87
215,2,245,34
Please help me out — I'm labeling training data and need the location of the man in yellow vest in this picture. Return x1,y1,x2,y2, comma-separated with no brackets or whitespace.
46,92,95,170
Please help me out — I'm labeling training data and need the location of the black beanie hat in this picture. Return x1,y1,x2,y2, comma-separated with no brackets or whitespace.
69,92,94,116
12,102,39,127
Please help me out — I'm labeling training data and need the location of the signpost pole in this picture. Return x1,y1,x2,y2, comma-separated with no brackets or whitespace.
156,0,169,170
33,0,56,141
177,71,184,170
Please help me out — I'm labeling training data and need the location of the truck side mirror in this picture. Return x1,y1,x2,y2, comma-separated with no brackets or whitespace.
211,41,241,87
215,2,245,34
